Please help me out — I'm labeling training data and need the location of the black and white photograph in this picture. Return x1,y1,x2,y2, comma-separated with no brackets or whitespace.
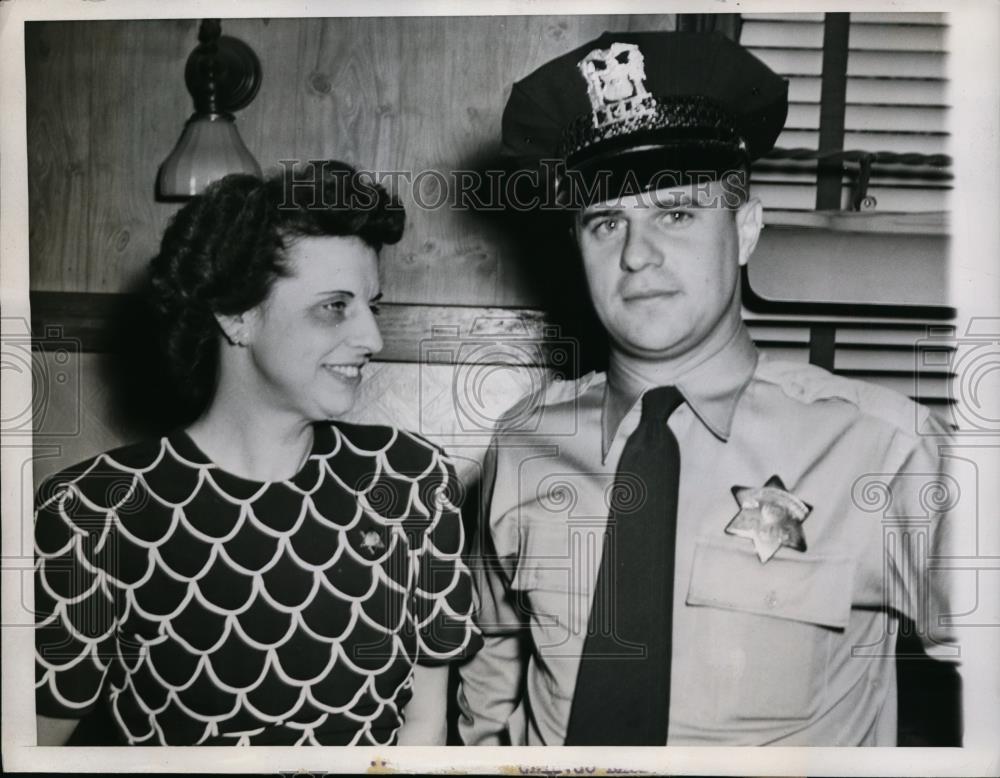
1,0,998,774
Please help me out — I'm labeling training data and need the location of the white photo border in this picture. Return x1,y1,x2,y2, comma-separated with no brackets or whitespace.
2,0,998,774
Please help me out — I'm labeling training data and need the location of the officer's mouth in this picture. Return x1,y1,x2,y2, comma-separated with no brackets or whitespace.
621,289,679,302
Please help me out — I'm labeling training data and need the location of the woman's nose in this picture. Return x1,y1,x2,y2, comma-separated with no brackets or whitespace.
353,305,384,356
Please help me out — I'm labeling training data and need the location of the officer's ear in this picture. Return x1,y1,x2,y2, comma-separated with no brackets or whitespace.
735,196,763,267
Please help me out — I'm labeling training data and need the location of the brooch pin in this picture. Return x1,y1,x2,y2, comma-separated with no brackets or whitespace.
725,475,812,563
359,530,385,556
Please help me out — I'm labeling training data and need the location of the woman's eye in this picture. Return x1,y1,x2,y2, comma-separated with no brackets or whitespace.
318,299,350,319
369,304,382,317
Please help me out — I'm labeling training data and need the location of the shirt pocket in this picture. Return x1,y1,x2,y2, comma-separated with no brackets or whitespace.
685,536,854,721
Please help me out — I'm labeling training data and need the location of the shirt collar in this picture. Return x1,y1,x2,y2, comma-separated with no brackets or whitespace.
601,325,758,461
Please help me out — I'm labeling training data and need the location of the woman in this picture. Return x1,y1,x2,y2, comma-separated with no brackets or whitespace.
34,161,481,746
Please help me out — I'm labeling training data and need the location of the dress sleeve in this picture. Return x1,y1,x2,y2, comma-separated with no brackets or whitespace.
34,471,118,718
410,447,483,666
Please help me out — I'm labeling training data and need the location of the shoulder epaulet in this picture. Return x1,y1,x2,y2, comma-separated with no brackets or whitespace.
495,370,602,432
755,358,931,439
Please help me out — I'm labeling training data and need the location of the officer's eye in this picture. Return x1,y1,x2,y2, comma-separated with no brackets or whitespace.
658,209,694,226
369,303,382,317
590,217,623,238
322,300,349,313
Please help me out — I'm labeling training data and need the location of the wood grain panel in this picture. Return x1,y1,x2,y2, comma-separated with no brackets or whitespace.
25,15,674,304
26,20,196,293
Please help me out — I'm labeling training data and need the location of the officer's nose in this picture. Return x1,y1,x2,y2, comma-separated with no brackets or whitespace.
619,222,663,272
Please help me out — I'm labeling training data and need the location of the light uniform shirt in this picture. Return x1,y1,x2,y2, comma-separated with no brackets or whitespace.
457,325,958,746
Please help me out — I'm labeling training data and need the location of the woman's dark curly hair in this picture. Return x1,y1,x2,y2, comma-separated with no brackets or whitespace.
149,160,404,415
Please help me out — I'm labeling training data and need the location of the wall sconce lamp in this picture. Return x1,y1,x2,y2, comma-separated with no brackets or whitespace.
157,19,262,199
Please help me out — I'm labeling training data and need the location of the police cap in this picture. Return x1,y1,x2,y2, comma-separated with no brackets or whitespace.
501,31,788,206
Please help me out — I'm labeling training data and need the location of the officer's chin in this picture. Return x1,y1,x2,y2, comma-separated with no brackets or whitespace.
608,332,687,362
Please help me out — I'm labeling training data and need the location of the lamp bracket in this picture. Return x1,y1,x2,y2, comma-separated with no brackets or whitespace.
184,20,262,115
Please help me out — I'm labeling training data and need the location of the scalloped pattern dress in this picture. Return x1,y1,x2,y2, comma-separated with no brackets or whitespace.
34,422,481,745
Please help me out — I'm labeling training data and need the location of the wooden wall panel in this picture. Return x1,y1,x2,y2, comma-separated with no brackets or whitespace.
25,15,675,302
26,21,194,293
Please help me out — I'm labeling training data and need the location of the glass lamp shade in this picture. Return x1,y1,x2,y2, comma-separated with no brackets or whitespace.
158,113,261,198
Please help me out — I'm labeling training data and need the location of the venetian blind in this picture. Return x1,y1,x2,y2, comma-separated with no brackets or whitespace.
741,12,951,214
736,13,954,418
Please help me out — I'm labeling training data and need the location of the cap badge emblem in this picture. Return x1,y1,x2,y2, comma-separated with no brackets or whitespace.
725,475,812,564
578,41,657,129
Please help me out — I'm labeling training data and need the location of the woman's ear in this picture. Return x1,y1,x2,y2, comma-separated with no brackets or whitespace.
215,312,251,347
735,196,764,267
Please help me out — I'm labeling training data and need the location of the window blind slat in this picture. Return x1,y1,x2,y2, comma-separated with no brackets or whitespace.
745,21,950,77
851,12,947,26
742,20,945,52
752,168,818,184
773,129,821,150
836,327,955,346
846,78,948,106
835,348,950,372
781,105,948,135
847,50,946,79
786,103,821,129
788,77,948,106
766,132,948,155
848,23,948,51
842,131,947,155
788,77,822,103
749,182,818,210
745,323,813,343
744,12,947,26
742,13,826,23
844,104,948,133
748,47,824,76
742,21,825,48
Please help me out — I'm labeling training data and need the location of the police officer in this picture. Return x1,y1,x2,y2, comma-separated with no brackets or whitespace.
456,31,960,746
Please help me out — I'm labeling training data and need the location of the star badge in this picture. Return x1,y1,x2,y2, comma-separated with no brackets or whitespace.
725,475,812,563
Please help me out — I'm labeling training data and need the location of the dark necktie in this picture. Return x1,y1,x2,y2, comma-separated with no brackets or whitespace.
564,386,684,745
